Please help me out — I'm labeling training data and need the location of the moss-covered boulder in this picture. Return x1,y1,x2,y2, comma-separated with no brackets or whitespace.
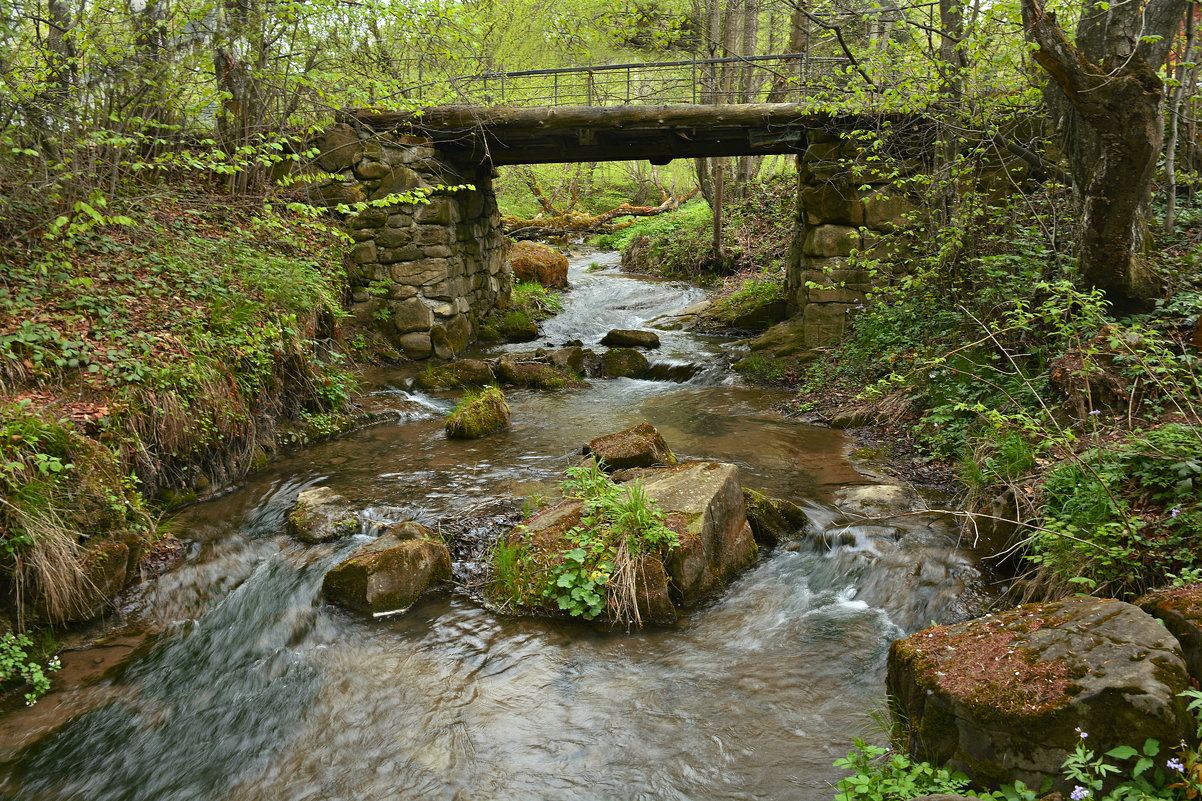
601,329,660,349
499,459,756,624
287,487,359,543
414,358,494,390
888,597,1193,795
321,525,451,616
601,347,649,379
585,422,677,471
445,386,510,439
1138,583,1202,685
479,309,539,342
494,356,573,389
508,241,569,288
743,488,811,547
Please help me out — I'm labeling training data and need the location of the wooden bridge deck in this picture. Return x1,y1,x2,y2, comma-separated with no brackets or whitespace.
348,104,893,165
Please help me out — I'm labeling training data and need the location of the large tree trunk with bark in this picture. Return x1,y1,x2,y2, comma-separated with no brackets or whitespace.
1022,0,1190,310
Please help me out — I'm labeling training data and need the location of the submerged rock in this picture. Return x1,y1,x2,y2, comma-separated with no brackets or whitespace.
585,422,677,471
601,329,661,349
445,386,510,439
742,488,811,547
833,483,919,518
287,487,359,543
888,597,1192,794
508,241,569,288
322,524,452,616
601,347,649,379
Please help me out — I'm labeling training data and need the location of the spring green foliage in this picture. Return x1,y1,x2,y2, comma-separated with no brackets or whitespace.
444,385,510,439
836,690,1202,800
712,275,786,324
1030,423,1202,595
834,739,982,800
545,459,679,619
0,631,61,706
490,458,679,621
479,280,563,341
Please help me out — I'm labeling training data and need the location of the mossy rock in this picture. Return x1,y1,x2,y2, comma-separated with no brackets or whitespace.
585,422,676,471
743,488,811,547
287,487,359,543
494,356,573,389
888,597,1193,796
1138,583,1202,686
414,359,495,390
321,527,451,616
445,386,510,439
600,329,660,348
508,241,569,288
490,309,539,342
601,347,649,379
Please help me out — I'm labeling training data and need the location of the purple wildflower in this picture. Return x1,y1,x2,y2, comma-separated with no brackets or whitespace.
1168,758,1186,772
1070,787,1090,801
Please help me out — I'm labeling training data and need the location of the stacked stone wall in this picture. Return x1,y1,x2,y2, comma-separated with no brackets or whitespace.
785,130,920,347
315,123,511,360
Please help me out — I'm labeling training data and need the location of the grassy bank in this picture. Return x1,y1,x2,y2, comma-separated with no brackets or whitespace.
791,187,1202,602
0,190,356,687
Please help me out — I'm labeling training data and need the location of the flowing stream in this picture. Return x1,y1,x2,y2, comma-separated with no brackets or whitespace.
0,252,993,801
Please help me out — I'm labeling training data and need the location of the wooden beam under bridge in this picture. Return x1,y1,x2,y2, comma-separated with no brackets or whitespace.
346,104,902,165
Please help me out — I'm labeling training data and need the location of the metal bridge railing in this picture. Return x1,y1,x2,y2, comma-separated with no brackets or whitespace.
395,53,853,108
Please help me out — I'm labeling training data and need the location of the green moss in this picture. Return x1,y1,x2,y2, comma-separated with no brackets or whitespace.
445,385,511,439
601,348,649,378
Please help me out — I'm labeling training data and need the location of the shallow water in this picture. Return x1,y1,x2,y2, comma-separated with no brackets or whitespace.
0,251,991,801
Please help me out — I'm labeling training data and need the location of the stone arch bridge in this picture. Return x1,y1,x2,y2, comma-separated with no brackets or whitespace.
317,57,939,360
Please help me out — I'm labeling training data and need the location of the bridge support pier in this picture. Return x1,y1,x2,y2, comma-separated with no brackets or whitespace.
316,124,512,360
785,130,920,347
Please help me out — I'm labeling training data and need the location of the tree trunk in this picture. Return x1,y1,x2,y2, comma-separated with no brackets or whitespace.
1022,0,1191,309
1165,13,1196,235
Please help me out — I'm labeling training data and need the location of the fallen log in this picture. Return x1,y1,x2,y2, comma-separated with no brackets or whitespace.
502,189,699,239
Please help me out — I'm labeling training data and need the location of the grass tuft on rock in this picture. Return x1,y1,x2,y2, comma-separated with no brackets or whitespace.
444,385,511,439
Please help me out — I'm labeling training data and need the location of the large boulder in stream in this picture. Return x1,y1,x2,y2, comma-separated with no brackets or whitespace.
322,522,452,616
445,386,510,439
508,241,569,288
287,487,359,543
415,358,494,390
601,347,649,379
888,596,1193,794
507,459,757,623
585,422,677,471
495,355,574,389
601,329,660,349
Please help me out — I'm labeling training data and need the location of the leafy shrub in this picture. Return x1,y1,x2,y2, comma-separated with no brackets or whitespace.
1032,423,1202,595
0,631,61,706
491,458,680,624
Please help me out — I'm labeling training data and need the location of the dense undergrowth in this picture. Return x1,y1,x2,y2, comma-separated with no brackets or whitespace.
0,190,356,690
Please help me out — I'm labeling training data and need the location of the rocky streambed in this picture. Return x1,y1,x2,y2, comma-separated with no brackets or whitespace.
1,250,1001,800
